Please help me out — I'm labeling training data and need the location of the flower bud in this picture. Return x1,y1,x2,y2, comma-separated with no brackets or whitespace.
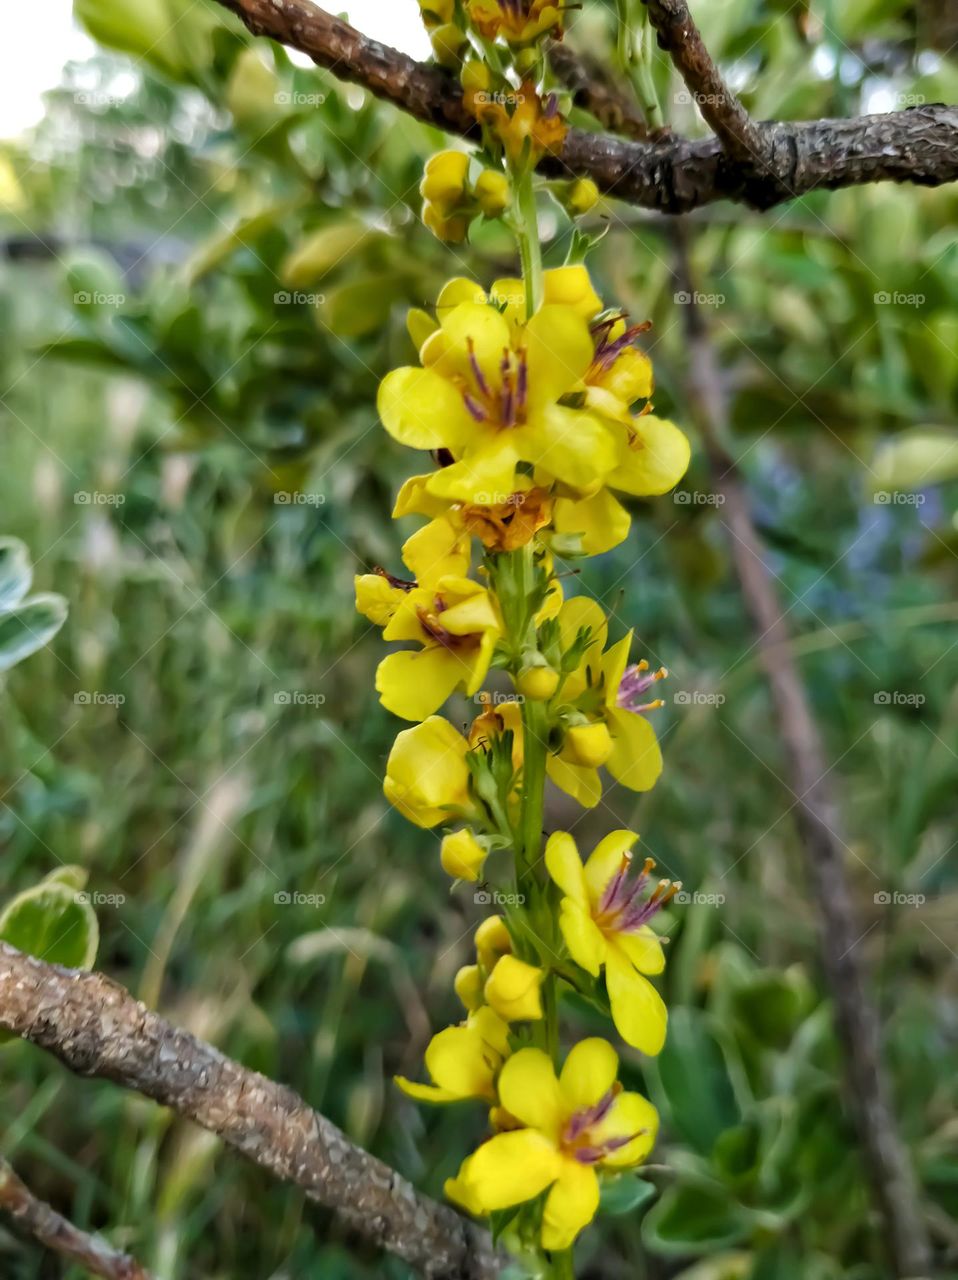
418,0,454,28
516,660,559,702
461,60,491,95
542,264,603,320
484,955,544,1021
474,168,511,217
384,716,473,827
420,149,470,207
423,202,470,244
564,720,614,768
475,914,512,971
441,828,488,881
567,177,599,216
431,22,468,67
454,963,483,1011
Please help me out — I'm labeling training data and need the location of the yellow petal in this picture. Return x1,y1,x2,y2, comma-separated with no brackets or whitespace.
378,366,471,451
423,1023,496,1099
606,707,663,792
546,754,601,809
435,583,499,636
434,301,511,381
616,926,666,976
454,963,483,1011
436,276,487,317
402,516,469,584
475,914,512,970
552,488,631,556
395,1077,462,1103
522,404,616,491
595,345,653,404
541,1158,600,1251
406,307,438,353
541,265,603,320
601,633,632,708
558,1038,619,1111
425,436,521,505
563,721,613,769
544,831,588,906
557,596,608,666
605,944,667,1055
376,646,465,721
558,898,606,978
485,954,544,1022
468,1005,511,1059
523,305,594,408
612,416,691,497
355,573,404,626
392,473,450,519
384,716,471,827
497,1047,564,1136
452,1130,561,1212
583,829,640,905
592,1090,659,1167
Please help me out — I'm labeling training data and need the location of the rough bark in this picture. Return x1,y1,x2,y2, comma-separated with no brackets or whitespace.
671,226,933,1280
0,1158,153,1280
0,944,500,1280
546,41,648,140
210,0,958,213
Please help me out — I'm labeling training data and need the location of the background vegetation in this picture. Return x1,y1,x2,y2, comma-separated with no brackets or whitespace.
0,1,956,1276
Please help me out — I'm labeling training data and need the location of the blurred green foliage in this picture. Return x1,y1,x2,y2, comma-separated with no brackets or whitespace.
0,0,955,1276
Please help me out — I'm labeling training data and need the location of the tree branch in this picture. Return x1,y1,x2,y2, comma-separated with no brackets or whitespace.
546,40,648,140
670,223,933,1280
0,1158,153,1280
209,0,958,212
0,944,500,1280
639,0,761,162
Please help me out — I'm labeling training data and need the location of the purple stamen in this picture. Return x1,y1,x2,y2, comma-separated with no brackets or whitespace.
563,1088,616,1142
467,338,490,397
543,93,559,119
616,663,667,713
516,348,528,416
463,394,487,423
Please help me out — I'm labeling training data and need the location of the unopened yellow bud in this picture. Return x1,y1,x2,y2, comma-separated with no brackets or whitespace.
516,663,559,702
484,955,544,1022
431,22,467,67
418,0,454,28
420,149,470,207
564,720,614,768
474,168,511,217
475,914,512,971
454,963,483,1011
423,202,470,243
441,828,488,881
568,177,600,216
461,60,491,95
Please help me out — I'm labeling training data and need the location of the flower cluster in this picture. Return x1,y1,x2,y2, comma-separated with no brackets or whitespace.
357,3,691,1270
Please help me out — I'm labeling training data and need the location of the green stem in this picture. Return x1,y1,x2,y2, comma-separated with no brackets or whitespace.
513,165,543,319
550,1250,576,1280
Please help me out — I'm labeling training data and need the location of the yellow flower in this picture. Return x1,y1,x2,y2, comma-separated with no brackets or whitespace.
420,149,470,208
441,828,488,881
466,0,564,43
472,83,567,166
377,576,501,720
446,1039,658,1249
484,954,544,1021
474,914,512,971
546,596,667,808
384,716,473,827
546,830,675,1054
395,472,554,554
378,283,616,504
396,1005,510,1103
355,513,469,629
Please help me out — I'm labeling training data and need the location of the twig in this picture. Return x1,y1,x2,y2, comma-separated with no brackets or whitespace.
208,0,958,213
546,41,648,140
0,943,500,1280
0,1157,153,1280
670,222,933,1280
639,0,761,162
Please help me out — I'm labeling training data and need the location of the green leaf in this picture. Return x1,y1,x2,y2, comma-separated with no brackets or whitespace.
599,1174,657,1217
280,221,379,288
646,1008,741,1154
0,594,68,671
0,878,99,970
643,1181,750,1256
872,429,958,492
731,968,810,1050
0,537,32,610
